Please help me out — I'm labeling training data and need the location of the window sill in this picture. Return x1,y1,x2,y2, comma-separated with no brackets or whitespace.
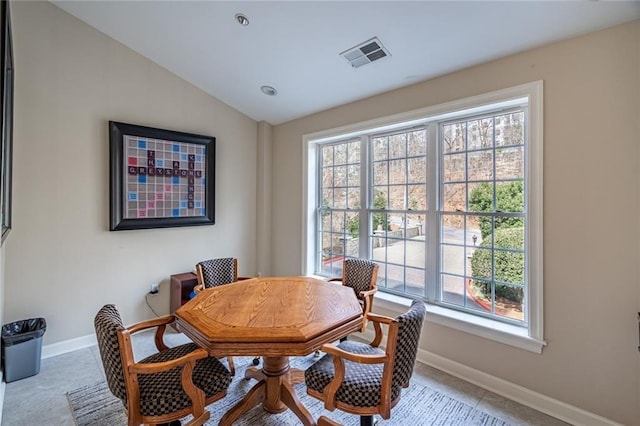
373,292,547,354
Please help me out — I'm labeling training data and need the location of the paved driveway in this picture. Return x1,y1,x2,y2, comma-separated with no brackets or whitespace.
326,226,486,311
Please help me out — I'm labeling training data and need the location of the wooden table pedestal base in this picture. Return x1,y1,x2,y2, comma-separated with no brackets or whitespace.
218,356,315,426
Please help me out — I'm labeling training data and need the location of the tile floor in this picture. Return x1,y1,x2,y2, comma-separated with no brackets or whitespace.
1,329,569,425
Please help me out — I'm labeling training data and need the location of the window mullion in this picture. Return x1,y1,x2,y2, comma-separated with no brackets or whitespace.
426,124,438,302
359,135,369,257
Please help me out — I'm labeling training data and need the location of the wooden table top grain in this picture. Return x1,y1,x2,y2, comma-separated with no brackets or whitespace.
174,276,363,426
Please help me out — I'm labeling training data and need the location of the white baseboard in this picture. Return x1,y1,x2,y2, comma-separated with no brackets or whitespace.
356,328,620,426
41,333,97,359
421,349,622,426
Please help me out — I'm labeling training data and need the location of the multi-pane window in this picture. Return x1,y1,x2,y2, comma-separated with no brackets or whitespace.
311,91,538,334
370,130,427,297
439,111,525,323
318,140,361,277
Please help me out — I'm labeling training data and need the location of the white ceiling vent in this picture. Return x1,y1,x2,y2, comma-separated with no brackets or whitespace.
340,37,390,69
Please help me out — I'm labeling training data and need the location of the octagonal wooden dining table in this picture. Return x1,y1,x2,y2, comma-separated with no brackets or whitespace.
174,276,363,426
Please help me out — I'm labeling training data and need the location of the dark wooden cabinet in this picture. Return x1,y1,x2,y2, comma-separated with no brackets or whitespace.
170,272,198,316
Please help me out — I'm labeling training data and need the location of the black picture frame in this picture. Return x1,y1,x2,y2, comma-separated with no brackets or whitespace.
0,0,13,244
109,121,215,231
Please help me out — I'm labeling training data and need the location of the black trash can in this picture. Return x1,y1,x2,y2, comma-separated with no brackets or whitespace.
1,318,47,382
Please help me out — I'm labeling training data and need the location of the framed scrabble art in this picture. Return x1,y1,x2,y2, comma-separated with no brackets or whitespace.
109,121,215,231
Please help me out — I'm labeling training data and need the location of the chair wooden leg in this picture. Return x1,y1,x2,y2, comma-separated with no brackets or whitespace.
185,410,210,426
318,415,342,426
360,415,373,426
227,356,235,376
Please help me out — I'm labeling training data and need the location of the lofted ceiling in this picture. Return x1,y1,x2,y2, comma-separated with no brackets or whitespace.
52,1,640,125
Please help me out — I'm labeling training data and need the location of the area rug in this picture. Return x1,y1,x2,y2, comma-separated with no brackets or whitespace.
67,356,509,425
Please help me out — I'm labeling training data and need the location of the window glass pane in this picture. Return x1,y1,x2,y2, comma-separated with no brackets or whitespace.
493,226,524,250
389,186,405,210
442,122,466,153
468,118,493,150
442,214,464,244
406,267,426,296
406,239,425,268
407,214,424,234
347,141,360,162
496,181,524,213
443,183,466,212
347,189,360,209
373,162,388,185
386,238,405,265
407,185,426,210
347,164,360,187
371,211,388,233
474,229,492,248
322,167,333,190
322,188,333,208
389,133,407,159
372,237,387,262
407,157,426,184
406,233,425,262
441,274,465,306
322,145,334,166
469,248,492,280
385,263,405,291
372,137,388,161
496,112,524,147
408,131,427,156
496,147,523,180
332,210,346,231
334,143,347,165
334,189,346,209
334,165,347,186
388,212,404,232
321,210,332,230
389,159,406,184
468,150,494,181
465,279,494,314
441,244,464,275
466,215,484,248
443,153,465,182
344,211,359,255
468,182,494,212
494,249,524,285
319,256,332,275
495,285,524,321
372,188,388,210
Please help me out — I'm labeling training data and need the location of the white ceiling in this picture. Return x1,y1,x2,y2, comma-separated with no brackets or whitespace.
52,1,640,125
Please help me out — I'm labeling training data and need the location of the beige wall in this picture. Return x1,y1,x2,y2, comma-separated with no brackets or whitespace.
5,1,640,423
5,2,258,343
272,20,640,424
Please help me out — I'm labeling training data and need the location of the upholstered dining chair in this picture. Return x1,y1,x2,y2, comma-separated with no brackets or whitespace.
328,258,379,334
193,257,259,370
313,258,379,358
94,304,232,426
305,300,427,426
193,257,240,292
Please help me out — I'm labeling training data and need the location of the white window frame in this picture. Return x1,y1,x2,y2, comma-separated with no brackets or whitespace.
302,81,545,353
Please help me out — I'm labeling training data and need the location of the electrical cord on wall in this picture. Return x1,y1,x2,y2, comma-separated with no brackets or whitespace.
145,292,162,318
